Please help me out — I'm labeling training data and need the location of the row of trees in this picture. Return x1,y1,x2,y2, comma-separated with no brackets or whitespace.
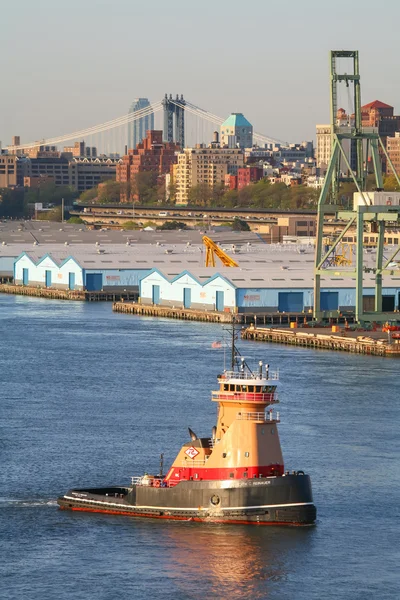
1,171,399,220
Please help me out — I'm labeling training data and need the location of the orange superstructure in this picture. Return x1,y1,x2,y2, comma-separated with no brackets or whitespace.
164,359,283,485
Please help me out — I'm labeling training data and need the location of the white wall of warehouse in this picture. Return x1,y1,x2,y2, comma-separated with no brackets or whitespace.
140,271,236,309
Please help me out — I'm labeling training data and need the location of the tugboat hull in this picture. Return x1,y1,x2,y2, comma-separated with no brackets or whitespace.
57,474,316,525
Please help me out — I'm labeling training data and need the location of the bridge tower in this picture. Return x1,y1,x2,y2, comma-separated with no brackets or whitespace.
162,94,185,147
313,50,400,323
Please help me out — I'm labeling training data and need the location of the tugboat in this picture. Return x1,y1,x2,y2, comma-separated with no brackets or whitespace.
58,326,316,525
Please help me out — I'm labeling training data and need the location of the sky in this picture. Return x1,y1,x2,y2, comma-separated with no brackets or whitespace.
1,0,400,149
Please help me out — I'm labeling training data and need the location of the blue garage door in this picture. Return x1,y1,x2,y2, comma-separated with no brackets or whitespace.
320,291,339,311
86,273,103,291
183,287,192,309
216,290,224,311
68,272,76,290
45,270,52,288
278,292,304,312
22,268,29,286
152,284,160,304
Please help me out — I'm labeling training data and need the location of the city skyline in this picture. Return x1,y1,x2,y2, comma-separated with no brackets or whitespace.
1,0,400,147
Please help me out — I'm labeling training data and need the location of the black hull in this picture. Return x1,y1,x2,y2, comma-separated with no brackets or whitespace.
58,474,316,525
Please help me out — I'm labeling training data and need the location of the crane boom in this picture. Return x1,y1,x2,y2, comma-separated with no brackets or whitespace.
202,236,239,267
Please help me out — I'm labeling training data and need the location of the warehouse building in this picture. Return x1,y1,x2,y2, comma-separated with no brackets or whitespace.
139,266,400,313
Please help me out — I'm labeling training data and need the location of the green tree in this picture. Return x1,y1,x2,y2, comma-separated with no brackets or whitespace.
67,216,84,224
78,187,98,203
132,172,159,204
188,183,211,206
37,206,63,221
97,180,121,203
0,188,26,218
122,221,140,230
384,174,400,191
25,182,77,206
157,220,187,230
232,217,250,231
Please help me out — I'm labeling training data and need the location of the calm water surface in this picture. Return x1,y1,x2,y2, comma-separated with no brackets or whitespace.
0,295,399,600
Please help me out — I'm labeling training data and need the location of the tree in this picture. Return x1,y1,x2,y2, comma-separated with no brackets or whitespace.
37,206,63,221
78,187,98,203
97,180,121,203
131,172,159,204
0,188,26,218
122,221,140,230
384,174,400,191
188,183,211,206
157,220,187,230
232,217,250,231
67,216,84,224
24,182,77,206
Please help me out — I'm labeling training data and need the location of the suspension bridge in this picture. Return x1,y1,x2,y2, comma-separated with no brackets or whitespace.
6,95,288,155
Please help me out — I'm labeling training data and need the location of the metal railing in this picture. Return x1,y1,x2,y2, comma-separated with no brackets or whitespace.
212,391,279,403
221,370,279,381
236,411,280,422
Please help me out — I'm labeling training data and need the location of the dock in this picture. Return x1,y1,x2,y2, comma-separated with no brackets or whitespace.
113,302,234,322
0,284,137,302
241,326,400,357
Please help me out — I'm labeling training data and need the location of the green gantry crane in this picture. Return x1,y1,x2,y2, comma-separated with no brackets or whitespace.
314,50,400,323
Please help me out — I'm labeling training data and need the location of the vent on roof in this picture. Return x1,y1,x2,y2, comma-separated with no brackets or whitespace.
272,278,285,281
250,278,264,281
231,278,245,281
331,278,343,280
84,261,95,263
291,278,304,281
97,249,105,254
101,261,112,263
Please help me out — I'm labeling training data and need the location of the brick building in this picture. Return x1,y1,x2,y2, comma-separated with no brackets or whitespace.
116,130,179,201
228,166,264,191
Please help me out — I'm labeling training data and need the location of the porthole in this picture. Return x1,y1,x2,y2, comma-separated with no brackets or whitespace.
210,495,220,506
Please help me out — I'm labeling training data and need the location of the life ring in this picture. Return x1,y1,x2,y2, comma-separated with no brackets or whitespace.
386,200,392,206
153,479,161,487
210,494,220,506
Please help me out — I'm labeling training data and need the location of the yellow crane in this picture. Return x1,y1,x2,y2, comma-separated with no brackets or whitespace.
203,236,239,267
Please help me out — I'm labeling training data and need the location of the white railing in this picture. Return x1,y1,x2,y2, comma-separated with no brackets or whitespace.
236,411,280,422
221,370,279,381
212,391,279,403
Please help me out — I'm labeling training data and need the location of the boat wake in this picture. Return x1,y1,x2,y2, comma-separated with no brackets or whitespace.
0,497,57,508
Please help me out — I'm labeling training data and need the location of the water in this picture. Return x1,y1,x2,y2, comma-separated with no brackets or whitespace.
0,295,399,600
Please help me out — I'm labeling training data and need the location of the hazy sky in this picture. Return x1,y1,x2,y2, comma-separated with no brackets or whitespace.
1,0,400,148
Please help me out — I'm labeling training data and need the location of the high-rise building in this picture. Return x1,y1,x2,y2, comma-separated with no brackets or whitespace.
386,132,400,175
316,124,332,169
128,98,154,150
116,130,179,201
173,144,244,205
220,113,253,149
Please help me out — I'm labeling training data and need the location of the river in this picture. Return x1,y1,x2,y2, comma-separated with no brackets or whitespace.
0,295,398,599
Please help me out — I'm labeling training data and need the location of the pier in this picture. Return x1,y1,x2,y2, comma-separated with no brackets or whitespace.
113,302,234,322
241,325,400,357
0,284,137,302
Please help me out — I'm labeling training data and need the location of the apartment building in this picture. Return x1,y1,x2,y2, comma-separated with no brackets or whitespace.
174,146,244,204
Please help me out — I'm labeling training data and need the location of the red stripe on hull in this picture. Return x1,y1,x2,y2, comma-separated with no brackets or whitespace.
59,506,308,526
165,464,284,483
